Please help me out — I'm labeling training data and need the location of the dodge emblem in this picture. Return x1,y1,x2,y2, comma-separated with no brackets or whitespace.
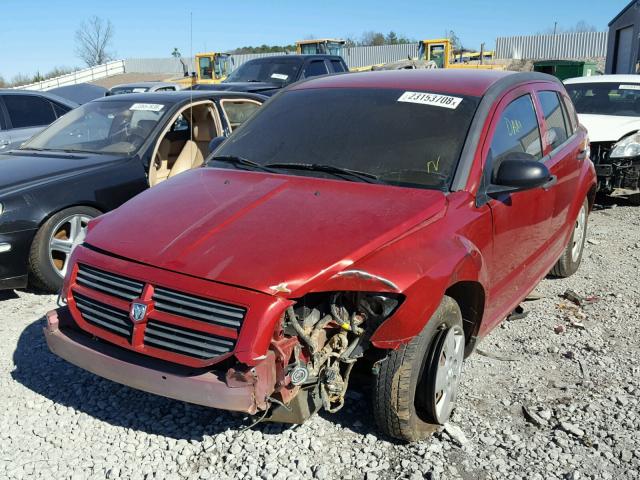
130,302,148,323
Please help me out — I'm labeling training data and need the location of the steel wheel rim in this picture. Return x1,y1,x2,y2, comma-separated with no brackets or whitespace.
432,326,465,423
571,204,587,262
48,214,91,278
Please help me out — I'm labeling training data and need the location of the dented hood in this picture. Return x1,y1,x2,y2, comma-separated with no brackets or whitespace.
86,169,446,295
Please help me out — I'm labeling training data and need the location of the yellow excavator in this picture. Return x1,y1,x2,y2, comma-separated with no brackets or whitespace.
172,52,234,88
417,39,502,70
295,39,346,56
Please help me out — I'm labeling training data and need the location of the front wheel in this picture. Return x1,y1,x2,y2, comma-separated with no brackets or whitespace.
372,296,465,442
550,198,589,278
28,206,101,292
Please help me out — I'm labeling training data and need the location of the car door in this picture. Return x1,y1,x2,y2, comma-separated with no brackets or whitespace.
532,87,586,256
3,94,58,149
481,86,556,328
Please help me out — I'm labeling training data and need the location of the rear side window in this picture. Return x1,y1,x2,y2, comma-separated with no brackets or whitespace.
221,100,261,130
303,60,329,78
330,60,346,73
538,91,569,150
4,95,56,128
561,94,578,133
489,94,543,169
51,101,71,118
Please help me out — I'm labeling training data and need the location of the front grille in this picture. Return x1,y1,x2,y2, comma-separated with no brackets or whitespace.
590,142,613,166
152,287,246,330
73,292,133,340
144,320,235,359
76,264,144,301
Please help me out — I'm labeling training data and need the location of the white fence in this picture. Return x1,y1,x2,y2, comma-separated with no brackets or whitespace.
495,32,608,60
15,61,125,91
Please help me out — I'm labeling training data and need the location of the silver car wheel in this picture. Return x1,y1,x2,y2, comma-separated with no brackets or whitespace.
571,203,587,263
48,214,91,278
432,326,465,423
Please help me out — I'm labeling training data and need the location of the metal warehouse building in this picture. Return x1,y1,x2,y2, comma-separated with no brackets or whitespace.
607,0,640,73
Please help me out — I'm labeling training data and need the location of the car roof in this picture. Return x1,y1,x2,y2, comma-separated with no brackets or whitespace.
0,88,79,107
91,90,266,104
288,69,558,97
243,54,344,62
564,74,640,84
110,82,178,89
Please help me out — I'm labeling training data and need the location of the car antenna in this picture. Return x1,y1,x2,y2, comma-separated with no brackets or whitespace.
189,11,194,151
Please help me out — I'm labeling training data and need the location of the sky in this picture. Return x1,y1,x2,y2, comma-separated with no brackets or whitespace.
0,0,630,80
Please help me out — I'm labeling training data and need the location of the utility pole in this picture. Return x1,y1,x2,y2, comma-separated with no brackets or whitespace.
553,22,557,35
480,42,485,65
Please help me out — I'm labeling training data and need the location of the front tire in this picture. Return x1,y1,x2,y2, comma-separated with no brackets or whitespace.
28,206,101,292
373,296,465,442
550,198,588,278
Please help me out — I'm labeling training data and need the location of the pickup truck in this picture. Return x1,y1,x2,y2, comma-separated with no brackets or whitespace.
188,54,348,96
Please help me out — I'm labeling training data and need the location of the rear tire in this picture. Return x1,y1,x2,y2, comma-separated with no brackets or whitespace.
28,206,101,292
372,296,465,442
550,198,588,278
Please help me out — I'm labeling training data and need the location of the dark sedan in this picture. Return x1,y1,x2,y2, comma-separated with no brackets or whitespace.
0,91,265,291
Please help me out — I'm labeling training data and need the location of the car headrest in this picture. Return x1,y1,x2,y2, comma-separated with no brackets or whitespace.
193,108,216,141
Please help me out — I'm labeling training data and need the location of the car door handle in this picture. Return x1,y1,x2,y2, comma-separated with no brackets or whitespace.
542,175,557,190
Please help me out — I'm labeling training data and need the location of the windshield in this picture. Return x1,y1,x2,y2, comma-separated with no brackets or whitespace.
566,82,640,117
24,100,168,154
224,59,302,85
213,88,480,190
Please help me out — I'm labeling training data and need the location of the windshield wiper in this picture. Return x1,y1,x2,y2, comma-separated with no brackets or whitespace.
264,163,382,184
209,155,278,173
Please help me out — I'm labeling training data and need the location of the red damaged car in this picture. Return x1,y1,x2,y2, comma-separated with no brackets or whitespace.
44,70,596,442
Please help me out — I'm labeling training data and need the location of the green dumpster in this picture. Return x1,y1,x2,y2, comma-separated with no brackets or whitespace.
533,60,599,80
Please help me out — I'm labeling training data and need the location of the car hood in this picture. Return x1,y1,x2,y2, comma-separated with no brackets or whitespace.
0,150,126,197
578,114,640,142
86,169,446,295
209,82,281,93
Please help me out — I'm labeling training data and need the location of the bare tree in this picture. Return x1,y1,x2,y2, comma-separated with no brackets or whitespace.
75,16,115,67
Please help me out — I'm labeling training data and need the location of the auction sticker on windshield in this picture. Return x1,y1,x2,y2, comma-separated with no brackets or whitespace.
397,91,462,109
129,103,165,112
271,73,289,80
619,84,640,91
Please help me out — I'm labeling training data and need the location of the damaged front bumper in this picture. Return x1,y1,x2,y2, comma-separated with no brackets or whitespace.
43,307,277,414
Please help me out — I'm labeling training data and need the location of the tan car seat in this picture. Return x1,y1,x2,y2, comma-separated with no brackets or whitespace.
149,138,173,186
168,107,216,179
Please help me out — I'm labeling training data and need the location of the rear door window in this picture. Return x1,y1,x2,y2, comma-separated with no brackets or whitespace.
330,60,346,73
538,91,569,150
220,100,261,130
303,60,329,78
4,95,56,128
51,101,71,118
489,94,543,172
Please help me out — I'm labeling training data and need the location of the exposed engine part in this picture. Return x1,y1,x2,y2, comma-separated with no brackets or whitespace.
289,365,309,385
276,291,402,416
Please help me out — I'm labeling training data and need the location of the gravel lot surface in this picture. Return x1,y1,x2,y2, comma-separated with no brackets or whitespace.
1,203,639,480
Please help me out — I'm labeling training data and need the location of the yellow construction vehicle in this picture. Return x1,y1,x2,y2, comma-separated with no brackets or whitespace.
417,39,502,70
295,39,346,56
172,52,234,87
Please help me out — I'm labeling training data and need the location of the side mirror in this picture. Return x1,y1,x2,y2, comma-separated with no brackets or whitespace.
208,136,226,154
487,152,553,196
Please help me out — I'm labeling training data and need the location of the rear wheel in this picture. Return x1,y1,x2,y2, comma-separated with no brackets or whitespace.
550,198,588,278
373,296,464,442
29,206,101,292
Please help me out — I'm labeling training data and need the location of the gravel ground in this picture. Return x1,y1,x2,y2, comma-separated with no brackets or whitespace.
1,203,639,480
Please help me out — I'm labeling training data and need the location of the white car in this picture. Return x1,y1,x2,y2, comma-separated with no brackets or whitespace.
565,74,640,201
